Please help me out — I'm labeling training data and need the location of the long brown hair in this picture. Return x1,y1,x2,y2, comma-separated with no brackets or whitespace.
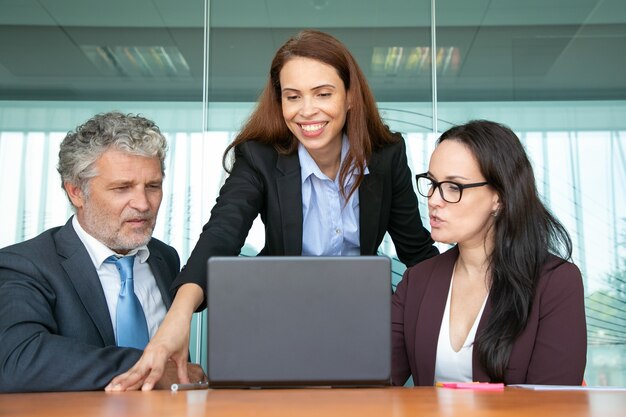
223,29,397,199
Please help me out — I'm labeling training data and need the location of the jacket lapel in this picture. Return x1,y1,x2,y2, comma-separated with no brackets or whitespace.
359,152,383,255
276,152,303,255
147,247,173,309
56,219,116,346
414,246,458,385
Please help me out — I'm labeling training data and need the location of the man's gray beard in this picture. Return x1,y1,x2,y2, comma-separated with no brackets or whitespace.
81,204,156,252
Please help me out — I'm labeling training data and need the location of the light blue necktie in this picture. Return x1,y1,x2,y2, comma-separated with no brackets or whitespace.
105,255,149,349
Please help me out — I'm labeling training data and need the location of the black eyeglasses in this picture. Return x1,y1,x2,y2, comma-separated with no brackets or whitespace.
415,173,489,203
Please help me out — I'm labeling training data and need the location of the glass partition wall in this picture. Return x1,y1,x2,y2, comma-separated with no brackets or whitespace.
0,0,624,385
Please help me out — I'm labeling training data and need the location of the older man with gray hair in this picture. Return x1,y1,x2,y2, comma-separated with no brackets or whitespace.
0,112,205,392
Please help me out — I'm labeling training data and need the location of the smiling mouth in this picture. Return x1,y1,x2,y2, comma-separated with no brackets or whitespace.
299,122,327,133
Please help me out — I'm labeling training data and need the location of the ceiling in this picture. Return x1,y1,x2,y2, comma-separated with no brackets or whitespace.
0,0,624,102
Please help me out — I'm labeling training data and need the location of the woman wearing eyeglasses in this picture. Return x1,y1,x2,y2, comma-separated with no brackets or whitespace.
392,120,587,386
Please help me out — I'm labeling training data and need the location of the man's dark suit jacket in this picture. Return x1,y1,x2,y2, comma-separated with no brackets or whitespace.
392,246,587,386
0,218,179,392
173,137,438,298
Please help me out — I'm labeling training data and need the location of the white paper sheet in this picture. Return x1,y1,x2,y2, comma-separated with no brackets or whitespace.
508,384,626,391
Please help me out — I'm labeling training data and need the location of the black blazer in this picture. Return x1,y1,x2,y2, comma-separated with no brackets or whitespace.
174,137,438,300
0,218,180,392
392,246,587,386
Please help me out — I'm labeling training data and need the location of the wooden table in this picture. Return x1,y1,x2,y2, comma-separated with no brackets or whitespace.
1,387,625,417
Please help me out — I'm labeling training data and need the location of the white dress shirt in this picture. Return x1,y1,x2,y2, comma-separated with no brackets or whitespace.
72,216,167,341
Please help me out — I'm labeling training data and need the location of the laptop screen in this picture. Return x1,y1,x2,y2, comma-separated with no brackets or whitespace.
206,256,392,388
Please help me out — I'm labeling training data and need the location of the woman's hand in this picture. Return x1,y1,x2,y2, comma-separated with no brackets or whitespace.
105,283,204,391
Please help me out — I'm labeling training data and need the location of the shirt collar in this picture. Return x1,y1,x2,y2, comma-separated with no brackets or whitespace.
71,215,150,268
299,134,368,184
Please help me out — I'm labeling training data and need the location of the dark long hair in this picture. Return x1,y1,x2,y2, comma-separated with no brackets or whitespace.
223,29,397,200
438,120,573,381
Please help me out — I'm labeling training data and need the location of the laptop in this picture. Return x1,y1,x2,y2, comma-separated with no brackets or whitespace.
206,256,392,388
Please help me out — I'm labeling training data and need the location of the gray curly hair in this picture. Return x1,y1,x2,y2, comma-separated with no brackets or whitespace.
58,111,168,203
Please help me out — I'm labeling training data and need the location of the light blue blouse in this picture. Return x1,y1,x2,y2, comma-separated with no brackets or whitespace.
299,135,368,256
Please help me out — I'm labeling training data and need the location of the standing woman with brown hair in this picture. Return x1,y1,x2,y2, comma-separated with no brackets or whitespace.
107,29,438,391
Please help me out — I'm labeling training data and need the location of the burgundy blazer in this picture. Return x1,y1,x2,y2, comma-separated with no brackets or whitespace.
392,246,587,386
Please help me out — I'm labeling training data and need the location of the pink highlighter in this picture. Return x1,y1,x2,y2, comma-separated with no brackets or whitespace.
436,382,505,391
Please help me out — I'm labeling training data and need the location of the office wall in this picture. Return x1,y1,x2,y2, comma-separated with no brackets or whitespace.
0,0,624,385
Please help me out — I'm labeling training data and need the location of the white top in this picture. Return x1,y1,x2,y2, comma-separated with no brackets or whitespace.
434,271,488,384
72,216,167,340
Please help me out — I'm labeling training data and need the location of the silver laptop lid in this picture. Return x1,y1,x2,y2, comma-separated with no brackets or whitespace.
206,256,391,388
